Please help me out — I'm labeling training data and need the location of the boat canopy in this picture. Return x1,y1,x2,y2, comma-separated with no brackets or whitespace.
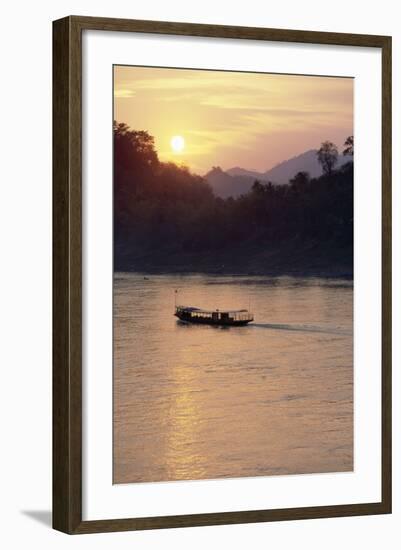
175,305,253,322
176,305,249,314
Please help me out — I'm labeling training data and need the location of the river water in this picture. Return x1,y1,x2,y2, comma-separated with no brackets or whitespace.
113,273,353,484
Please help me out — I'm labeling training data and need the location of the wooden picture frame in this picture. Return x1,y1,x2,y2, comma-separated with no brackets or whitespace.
53,15,392,534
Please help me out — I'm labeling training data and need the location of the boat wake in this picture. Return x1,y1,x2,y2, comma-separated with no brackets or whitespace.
251,323,351,336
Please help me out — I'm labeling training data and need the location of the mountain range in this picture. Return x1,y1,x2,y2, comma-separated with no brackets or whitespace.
205,149,351,198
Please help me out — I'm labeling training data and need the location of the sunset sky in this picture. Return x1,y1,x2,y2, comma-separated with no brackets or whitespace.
114,66,353,175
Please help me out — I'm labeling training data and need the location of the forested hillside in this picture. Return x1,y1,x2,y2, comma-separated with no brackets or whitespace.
114,122,353,277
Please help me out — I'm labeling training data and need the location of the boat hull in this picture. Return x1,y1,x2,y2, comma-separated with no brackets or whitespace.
175,312,252,326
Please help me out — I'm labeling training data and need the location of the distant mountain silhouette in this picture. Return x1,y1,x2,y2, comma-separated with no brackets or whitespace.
263,149,349,183
206,150,350,198
204,167,261,199
226,166,265,179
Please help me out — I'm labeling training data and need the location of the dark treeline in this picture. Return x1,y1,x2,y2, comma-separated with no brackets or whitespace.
114,121,353,276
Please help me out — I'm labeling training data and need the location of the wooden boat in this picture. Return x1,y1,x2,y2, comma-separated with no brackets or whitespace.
175,305,253,326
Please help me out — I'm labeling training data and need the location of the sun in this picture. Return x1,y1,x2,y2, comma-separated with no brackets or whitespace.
170,135,185,153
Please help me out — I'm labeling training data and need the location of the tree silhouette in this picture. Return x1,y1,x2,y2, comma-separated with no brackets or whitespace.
343,135,354,157
290,171,310,190
113,122,353,273
113,121,159,172
317,141,339,175
251,180,264,194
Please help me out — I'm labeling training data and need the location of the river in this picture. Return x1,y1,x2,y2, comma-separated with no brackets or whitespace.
113,273,353,484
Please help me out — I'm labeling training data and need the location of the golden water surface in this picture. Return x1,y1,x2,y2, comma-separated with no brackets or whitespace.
113,273,353,484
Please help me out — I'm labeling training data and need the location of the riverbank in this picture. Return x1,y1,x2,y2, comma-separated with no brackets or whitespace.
114,239,353,279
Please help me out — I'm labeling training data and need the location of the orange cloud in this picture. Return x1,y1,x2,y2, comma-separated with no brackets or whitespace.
114,66,353,174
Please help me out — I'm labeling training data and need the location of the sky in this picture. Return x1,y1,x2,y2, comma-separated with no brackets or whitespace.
114,65,353,175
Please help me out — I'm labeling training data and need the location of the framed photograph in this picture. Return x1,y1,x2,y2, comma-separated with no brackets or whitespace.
53,16,392,534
